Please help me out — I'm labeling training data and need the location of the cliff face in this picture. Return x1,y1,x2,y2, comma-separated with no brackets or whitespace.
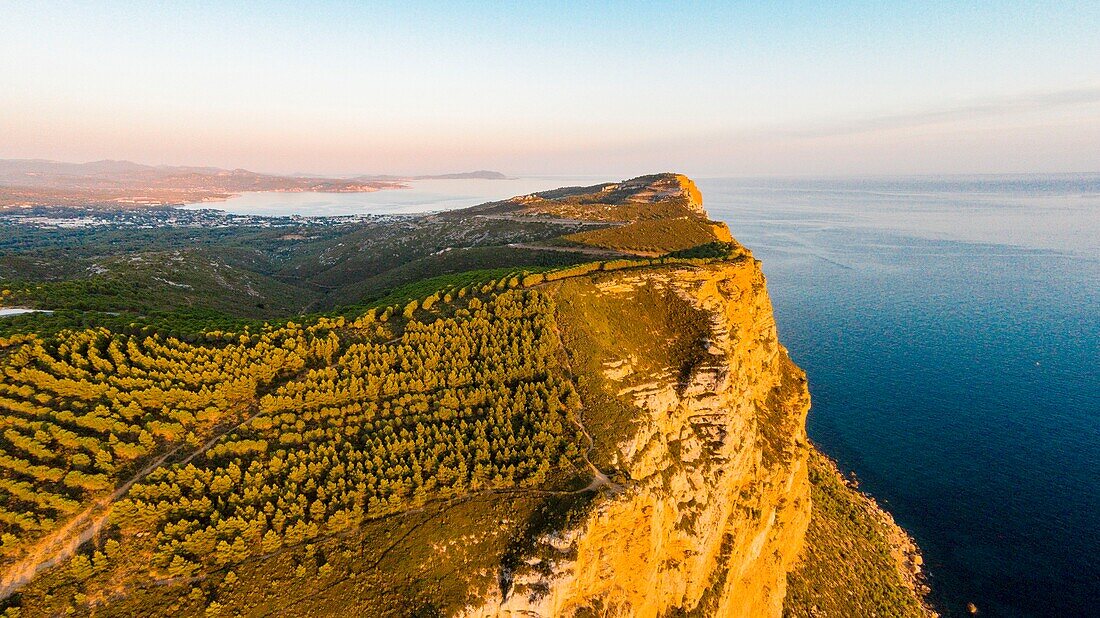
465,252,814,617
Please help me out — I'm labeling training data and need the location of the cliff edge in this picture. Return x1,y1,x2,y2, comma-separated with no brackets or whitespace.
465,255,812,616
458,174,935,616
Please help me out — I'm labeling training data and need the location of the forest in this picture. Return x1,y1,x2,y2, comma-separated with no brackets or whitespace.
0,320,314,564
114,289,586,578
0,264,601,611
0,245,745,617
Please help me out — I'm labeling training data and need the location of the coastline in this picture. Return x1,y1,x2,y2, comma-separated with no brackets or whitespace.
786,445,939,616
818,450,938,615
181,183,410,205
0,183,408,210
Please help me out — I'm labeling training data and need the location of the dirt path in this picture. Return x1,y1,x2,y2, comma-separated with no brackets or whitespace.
176,408,265,467
0,403,270,601
0,446,181,600
505,242,631,257
570,410,622,494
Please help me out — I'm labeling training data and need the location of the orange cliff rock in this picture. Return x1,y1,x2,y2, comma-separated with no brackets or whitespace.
463,255,814,617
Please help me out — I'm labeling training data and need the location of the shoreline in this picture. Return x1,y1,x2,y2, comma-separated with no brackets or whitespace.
814,446,939,615
0,183,408,210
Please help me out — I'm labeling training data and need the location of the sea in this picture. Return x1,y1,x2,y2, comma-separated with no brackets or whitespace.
190,174,1100,617
699,176,1100,617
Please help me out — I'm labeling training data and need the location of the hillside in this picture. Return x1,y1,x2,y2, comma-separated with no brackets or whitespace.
0,175,933,616
457,173,731,255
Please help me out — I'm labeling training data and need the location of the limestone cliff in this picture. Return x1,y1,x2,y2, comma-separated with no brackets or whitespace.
464,250,815,617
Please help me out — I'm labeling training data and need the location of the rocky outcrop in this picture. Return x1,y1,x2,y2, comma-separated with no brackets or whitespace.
464,250,814,617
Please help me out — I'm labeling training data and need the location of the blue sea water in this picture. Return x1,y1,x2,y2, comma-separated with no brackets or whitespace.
700,176,1100,617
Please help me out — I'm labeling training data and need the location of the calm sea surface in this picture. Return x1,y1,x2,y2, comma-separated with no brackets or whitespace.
700,176,1100,617
194,174,1099,616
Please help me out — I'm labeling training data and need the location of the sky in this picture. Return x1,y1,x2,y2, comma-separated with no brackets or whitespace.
2,1,1099,177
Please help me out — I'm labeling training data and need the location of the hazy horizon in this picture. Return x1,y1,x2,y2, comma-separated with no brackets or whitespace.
3,2,1099,177
6,156,1100,183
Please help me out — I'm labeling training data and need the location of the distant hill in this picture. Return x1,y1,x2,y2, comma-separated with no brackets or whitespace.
453,172,730,255
0,159,512,208
415,170,507,180
0,159,405,208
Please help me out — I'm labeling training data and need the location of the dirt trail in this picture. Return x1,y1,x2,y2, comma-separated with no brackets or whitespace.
176,408,264,467
0,403,271,601
0,446,179,600
475,214,620,227
571,415,621,494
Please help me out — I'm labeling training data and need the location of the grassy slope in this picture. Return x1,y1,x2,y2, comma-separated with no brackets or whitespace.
322,246,588,310
563,217,724,255
1,214,593,329
549,269,712,471
1,251,309,317
15,493,581,617
784,449,931,617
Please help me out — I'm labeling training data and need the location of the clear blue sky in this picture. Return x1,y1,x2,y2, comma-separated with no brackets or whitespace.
2,1,1098,176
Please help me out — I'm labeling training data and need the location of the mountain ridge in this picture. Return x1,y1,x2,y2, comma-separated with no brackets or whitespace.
0,159,507,209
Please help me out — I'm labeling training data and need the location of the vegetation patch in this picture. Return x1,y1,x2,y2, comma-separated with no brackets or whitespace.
550,269,712,471
0,322,315,566
666,241,743,260
784,449,931,617
563,217,725,255
0,285,595,616
113,290,586,577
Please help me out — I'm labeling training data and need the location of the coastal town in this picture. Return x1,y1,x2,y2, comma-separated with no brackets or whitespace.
0,204,411,230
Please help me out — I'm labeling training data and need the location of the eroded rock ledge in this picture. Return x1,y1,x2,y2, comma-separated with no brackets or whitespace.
465,256,814,617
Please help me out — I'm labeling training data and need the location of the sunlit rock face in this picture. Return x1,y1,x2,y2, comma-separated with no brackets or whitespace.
464,253,813,618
